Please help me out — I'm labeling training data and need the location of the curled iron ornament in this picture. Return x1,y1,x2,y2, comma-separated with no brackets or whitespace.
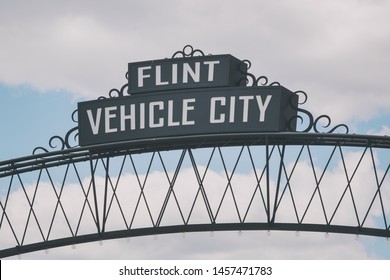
238,60,280,87
288,90,349,134
313,115,349,133
99,72,129,99
71,109,78,123
109,45,208,98
32,127,79,155
33,110,79,155
171,45,205,58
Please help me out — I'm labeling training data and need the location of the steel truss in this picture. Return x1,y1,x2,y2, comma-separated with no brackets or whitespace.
1,132,390,258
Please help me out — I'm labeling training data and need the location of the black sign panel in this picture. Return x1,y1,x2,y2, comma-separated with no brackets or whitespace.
78,86,298,146
128,55,246,94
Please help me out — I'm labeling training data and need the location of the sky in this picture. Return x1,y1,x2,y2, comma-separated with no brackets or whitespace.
1,0,390,259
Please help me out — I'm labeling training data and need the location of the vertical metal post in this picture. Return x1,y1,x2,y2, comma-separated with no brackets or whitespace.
266,136,270,224
89,158,101,234
102,157,110,233
272,145,285,223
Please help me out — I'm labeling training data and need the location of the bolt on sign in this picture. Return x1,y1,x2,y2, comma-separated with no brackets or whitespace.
78,50,298,146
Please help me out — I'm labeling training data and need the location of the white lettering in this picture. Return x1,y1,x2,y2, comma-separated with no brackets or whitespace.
105,106,118,133
172,64,178,84
182,98,196,125
210,97,226,123
183,62,200,83
155,65,169,86
86,94,272,137
203,60,220,81
256,95,272,122
140,103,145,129
229,96,235,123
138,66,151,87
87,109,102,135
168,100,180,126
239,96,254,123
120,104,136,131
149,101,164,128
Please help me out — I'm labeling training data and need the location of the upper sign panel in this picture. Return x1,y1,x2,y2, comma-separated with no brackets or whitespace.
128,55,247,94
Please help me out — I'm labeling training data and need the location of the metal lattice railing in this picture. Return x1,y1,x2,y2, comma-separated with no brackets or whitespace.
1,133,390,258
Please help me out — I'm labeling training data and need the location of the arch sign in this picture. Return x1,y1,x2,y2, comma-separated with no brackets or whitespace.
78,50,298,146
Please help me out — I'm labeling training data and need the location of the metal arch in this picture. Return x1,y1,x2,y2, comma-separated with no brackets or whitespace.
1,44,390,258
1,132,390,258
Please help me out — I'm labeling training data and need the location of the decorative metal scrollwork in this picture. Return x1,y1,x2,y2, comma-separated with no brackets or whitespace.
32,110,79,154
238,59,280,87
104,45,207,99
171,44,206,58
289,90,349,134
99,72,129,99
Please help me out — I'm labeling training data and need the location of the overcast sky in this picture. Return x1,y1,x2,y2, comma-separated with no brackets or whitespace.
1,0,390,259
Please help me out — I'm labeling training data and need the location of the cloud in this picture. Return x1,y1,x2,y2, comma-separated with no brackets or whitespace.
1,0,390,124
16,230,371,260
1,146,389,259
368,125,390,136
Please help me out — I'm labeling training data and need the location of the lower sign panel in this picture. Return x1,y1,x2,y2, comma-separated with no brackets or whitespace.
78,86,298,146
